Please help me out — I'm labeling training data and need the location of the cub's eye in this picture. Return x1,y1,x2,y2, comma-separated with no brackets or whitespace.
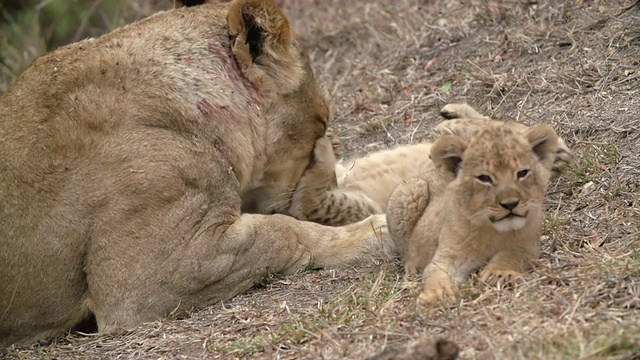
476,175,493,184
516,169,530,179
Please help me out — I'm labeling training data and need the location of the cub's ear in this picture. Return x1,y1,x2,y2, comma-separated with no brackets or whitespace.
227,0,303,95
430,135,467,178
526,124,559,171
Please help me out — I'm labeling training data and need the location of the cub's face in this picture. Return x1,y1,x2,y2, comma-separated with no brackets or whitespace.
431,124,559,232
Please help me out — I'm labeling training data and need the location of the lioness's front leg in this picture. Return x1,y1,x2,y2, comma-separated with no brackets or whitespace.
89,204,391,333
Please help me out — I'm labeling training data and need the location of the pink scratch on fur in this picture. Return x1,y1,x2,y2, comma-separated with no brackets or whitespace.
196,99,214,116
205,42,261,105
196,99,235,123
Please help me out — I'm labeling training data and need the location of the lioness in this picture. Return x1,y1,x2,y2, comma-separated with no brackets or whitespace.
0,0,392,347
287,104,572,227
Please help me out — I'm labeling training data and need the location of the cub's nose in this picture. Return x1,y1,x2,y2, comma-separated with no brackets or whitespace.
499,200,519,211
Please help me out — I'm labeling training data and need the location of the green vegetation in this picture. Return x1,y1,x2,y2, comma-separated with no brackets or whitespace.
570,143,622,184
0,0,166,91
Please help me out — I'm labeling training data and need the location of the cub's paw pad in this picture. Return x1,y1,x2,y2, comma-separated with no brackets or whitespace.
313,136,337,163
325,129,341,157
417,284,455,305
439,104,462,119
401,271,423,289
439,103,481,120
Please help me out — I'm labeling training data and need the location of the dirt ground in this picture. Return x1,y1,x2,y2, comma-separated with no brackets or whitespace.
3,0,639,359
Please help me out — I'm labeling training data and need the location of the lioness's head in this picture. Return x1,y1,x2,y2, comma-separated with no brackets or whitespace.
431,124,559,232
249,57,330,214
176,0,330,214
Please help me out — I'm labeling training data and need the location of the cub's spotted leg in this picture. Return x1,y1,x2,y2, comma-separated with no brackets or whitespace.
289,137,382,226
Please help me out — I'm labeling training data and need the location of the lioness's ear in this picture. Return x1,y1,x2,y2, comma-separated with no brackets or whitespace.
526,124,559,170
227,0,303,95
430,135,467,178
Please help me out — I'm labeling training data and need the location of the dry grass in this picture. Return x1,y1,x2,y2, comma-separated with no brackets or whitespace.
2,0,640,359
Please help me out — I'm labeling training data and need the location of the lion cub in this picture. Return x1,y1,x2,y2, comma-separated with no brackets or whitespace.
387,120,560,303
289,104,571,228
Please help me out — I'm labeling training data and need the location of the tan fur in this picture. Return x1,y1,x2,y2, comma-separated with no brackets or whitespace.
288,104,572,228
387,121,560,303
436,104,573,178
0,0,394,348
288,137,433,225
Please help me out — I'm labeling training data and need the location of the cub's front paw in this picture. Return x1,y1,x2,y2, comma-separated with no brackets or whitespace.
325,129,341,158
479,267,522,285
417,270,455,305
417,284,455,305
312,136,337,169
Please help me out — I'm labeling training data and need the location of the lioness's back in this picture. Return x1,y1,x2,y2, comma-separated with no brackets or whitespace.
0,4,248,345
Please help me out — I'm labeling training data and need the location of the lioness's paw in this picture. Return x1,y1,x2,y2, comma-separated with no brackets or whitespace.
362,214,387,233
479,267,522,285
359,214,394,257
